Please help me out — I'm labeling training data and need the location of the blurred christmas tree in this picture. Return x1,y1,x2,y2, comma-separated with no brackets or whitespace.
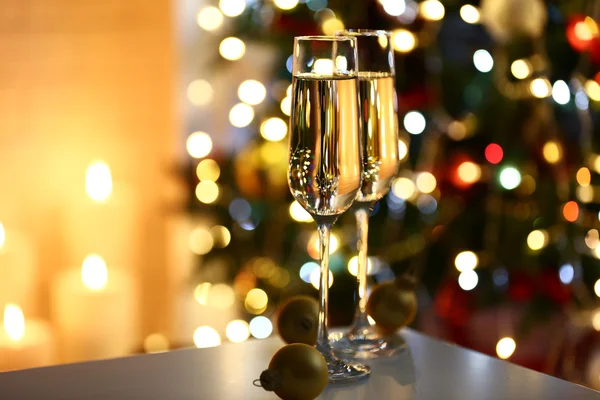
177,0,600,387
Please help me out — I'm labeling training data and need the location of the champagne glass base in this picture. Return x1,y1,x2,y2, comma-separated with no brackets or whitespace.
329,327,407,360
317,343,371,383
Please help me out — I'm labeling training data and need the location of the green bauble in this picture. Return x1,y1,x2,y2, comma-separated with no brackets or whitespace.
259,344,328,400
366,281,417,335
276,296,318,345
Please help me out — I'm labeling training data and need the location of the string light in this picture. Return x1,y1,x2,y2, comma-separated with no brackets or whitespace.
196,159,220,182
416,172,436,194
238,80,266,105
542,141,562,164
229,103,254,127
392,29,417,53
186,131,213,159
249,316,273,339
473,50,493,73
219,0,246,17
527,229,548,251
577,167,591,187
457,161,481,184
510,59,531,80
552,80,570,105
274,0,299,10
496,337,516,359
194,326,221,348
197,7,224,31
530,78,551,98
219,37,246,60
499,167,521,190
404,111,426,135
562,201,579,222
584,80,600,102
460,5,480,24
187,79,214,106
260,117,288,141
485,143,503,164
381,0,406,16
420,0,445,21
195,181,220,204
454,251,478,272
458,270,478,291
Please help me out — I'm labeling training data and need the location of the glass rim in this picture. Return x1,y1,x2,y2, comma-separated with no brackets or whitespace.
335,29,392,38
294,35,356,42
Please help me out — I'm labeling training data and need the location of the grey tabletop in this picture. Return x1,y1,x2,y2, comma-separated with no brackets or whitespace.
0,329,598,400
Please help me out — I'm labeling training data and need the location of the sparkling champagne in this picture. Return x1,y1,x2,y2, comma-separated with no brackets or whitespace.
288,75,362,218
355,72,399,204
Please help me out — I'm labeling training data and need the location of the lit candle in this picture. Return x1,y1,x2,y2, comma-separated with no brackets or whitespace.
63,161,138,269
0,223,37,315
50,254,137,363
0,304,54,371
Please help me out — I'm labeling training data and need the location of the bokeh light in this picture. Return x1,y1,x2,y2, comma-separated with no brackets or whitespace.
552,80,570,105
189,227,214,255
274,0,299,10
454,251,478,272
559,264,574,285
229,103,254,127
527,229,548,251
187,79,214,106
86,161,112,202
280,96,291,116
322,18,344,36
420,0,445,21
499,167,521,190
542,141,562,164
194,326,221,348
306,0,327,11
219,0,246,17
485,143,503,164
260,117,288,141
226,321,251,343
496,337,516,359
197,7,223,31
245,288,268,314
229,198,252,221
0,222,5,249
187,131,213,159
289,201,313,222
458,270,478,291
457,161,481,184
347,256,373,276
381,0,406,16
219,37,246,61
585,229,599,249
460,5,480,24
393,29,417,53
307,232,339,258
577,167,591,186
310,269,334,290
510,59,531,80
392,177,416,199
196,159,220,182
249,316,273,339
195,181,220,204
299,261,319,283
238,80,266,105
585,79,600,102
416,172,437,194
81,255,108,291
208,284,235,309
210,225,231,248
595,279,600,297
194,282,212,305
562,201,579,222
530,78,551,98
473,49,493,73
398,139,409,161
404,111,426,135
144,333,169,354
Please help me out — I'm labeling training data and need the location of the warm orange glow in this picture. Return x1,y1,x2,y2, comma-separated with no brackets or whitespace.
457,161,481,184
562,201,579,222
3,304,25,341
577,167,591,187
86,161,113,202
81,254,108,290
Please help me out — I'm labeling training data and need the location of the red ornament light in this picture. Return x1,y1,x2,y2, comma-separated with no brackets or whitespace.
562,201,579,223
484,143,503,164
566,15,597,52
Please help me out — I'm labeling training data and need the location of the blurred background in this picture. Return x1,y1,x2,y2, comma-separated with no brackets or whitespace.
3,0,600,391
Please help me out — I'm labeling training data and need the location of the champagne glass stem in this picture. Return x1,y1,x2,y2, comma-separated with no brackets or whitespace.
350,207,372,332
316,223,333,351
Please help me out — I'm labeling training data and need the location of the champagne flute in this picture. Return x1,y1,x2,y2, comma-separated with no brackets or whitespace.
288,36,370,382
330,30,403,359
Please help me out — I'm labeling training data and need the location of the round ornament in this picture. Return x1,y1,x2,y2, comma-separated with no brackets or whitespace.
276,296,319,345
366,282,417,334
480,0,547,43
257,343,328,400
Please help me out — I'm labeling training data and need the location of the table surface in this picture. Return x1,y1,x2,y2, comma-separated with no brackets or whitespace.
1,329,599,400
